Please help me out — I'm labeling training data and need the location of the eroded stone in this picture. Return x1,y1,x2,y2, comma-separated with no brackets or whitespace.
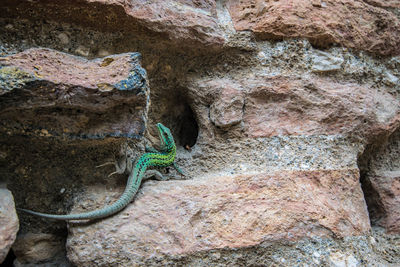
369,171,400,233
244,76,399,139
12,233,66,265
1,0,225,48
361,128,400,234
0,48,149,139
0,188,19,263
189,75,399,141
227,0,400,56
311,50,344,72
209,80,244,128
363,0,400,8
67,169,369,266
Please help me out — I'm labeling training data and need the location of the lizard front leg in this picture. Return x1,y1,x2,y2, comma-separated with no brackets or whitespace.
173,162,185,176
146,145,185,176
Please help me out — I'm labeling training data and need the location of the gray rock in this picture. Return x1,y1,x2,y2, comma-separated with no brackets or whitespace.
13,233,70,266
0,188,19,263
311,50,344,72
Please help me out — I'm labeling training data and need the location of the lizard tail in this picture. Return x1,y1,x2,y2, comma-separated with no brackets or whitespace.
17,183,139,220
17,208,85,220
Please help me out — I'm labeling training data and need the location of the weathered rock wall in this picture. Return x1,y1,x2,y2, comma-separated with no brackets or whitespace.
0,0,399,266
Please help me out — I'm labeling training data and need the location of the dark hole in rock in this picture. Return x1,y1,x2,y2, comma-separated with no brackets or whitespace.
1,249,16,267
176,103,198,148
163,99,198,148
152,86,198,148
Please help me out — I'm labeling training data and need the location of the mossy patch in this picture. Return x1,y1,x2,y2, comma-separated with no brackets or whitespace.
0,66,36,93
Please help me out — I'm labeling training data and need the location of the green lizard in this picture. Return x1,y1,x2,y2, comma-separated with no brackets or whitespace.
19,123,183,220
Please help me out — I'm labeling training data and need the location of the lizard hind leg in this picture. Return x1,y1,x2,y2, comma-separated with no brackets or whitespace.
96,144,136,177
142,170,169,181
96,160,126,177
145,145,160,153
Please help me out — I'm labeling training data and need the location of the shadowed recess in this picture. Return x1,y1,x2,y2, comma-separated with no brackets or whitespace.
2,249,15,267
359,172,386,226
177,103,198,148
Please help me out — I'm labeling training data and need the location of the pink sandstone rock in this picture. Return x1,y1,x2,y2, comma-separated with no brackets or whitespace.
364,128,400,234
369,171,400,234
124,0,225,45
243,76,400,139
0,48,149,138
227,0,400,56
3,48,139,90
190,75,400,141
67,169,370,265
0,188,19,263
209,82,244,128
1,0,225,47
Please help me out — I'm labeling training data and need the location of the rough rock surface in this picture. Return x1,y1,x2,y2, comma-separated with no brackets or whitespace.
0,188,19,263
12,233,67,266
361,128,400,234
0,0,399,266
190,74,399,139
363,0,400,8
209,81,244,128
0,47,150,264
369,171,400,233
0,48,149,138
227,0,400,56
67,169,369,265
1,0,225,48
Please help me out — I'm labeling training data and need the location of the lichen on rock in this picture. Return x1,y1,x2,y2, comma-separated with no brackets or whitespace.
0,0,399,266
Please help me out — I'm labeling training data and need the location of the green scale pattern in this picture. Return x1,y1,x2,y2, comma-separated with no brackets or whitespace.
19,123,179,221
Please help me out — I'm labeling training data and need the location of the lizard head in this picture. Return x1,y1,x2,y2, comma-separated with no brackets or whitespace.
156,123,175,151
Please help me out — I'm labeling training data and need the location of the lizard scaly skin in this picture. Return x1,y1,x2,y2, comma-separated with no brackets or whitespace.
19,123,181,220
